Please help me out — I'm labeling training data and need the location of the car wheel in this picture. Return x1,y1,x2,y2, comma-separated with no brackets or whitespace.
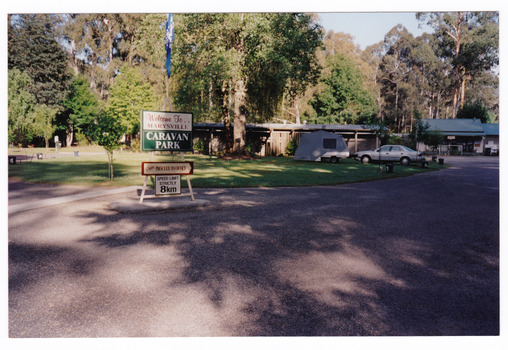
330,156,338,163
361,155,371,164
401,157,410,166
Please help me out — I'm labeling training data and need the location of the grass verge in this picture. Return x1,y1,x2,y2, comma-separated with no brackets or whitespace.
8,152,446,188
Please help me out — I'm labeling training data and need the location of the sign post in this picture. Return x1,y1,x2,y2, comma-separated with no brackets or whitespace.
139,110,194,204
139,160,194,203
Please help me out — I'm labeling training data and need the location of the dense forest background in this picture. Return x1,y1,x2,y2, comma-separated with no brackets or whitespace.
8,12,499,152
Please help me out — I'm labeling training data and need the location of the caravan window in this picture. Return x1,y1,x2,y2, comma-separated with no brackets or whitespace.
323,138,337,149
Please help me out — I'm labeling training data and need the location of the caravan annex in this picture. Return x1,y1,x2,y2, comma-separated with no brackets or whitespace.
294,130,350,163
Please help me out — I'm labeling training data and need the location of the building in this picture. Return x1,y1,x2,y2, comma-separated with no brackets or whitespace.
483,123,500,155
193,122,382,156
418,119,499,155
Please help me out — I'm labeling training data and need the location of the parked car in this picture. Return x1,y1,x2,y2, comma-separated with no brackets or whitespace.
353,145,423,165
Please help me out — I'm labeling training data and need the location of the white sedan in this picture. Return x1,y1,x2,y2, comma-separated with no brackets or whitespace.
353,145,423,165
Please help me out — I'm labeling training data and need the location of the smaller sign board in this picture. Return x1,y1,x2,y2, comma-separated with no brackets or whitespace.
141,162,193,176
155,175,181,195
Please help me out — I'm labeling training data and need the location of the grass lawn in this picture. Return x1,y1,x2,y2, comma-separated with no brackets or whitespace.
8,151,445,188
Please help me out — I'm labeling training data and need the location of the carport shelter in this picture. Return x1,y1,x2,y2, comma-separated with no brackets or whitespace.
192,122,381,156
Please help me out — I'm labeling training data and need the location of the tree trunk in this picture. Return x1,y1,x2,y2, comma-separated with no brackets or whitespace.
452,12,463,117
70,39,79,75
293,96,301,124
394,83,399,132
107,150,114,181
460,72,468,109
66,124,74,147
233,78,247,154
221,81,234,154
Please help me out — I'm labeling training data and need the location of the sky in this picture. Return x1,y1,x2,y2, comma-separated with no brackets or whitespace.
317,12,431,50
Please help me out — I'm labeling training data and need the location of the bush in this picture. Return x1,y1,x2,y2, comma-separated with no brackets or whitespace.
130,139,141,152
285,138,298,156
194,139,205,154
75,132,90,146
386,135,405,145
246,141,261,156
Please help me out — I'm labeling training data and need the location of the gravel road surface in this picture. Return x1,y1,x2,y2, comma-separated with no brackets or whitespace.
8,156,499,338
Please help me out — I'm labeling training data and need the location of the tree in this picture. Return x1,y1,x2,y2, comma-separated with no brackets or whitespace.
174,13,323,154
311,53,376,124
456,100,492,123
9,14,71,108
60,74,101,145
408,33,453,119
32,104,59,149
377,25,414,132
412,119,444,151
92,113,126,181
417,12,499,116
8,69,36,145
131,14,167,107
269,13,323,124
106,66,157,136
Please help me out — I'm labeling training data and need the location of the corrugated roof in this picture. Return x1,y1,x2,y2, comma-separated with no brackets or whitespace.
193,122,382,132
255,123,380,131
424,118,485,134
482,123,499,135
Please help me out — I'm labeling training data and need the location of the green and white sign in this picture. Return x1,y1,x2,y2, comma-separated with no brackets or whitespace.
141,110,193,151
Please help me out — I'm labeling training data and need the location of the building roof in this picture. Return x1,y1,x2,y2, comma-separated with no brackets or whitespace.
424,118,486,136
193,122,382,133
482,123,499,136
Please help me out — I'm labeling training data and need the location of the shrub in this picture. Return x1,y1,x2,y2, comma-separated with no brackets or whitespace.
75,131,90,146
285,138,298,156
194,139,205,154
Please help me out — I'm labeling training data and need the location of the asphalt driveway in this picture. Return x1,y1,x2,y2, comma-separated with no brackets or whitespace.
8,156,499,337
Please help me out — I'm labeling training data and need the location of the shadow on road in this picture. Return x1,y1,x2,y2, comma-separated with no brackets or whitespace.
9,157,499,336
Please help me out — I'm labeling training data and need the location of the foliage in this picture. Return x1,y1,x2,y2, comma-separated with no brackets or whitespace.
311,53,377,124
60,74,101,143
411,119,444,150
386,135,405,146
8,69,36,145
417,12,499,116
173,13,323,153
32,104,59,149
105,66,157,135
91,112,127,181
456,100,492,123
193,139,205,154
74,132,90,146
285,138,298,156
8,14,71,107
7,12,499,147
424,129,445,150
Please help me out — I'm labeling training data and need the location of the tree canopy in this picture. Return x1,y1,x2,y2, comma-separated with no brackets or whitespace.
7,12,499,148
